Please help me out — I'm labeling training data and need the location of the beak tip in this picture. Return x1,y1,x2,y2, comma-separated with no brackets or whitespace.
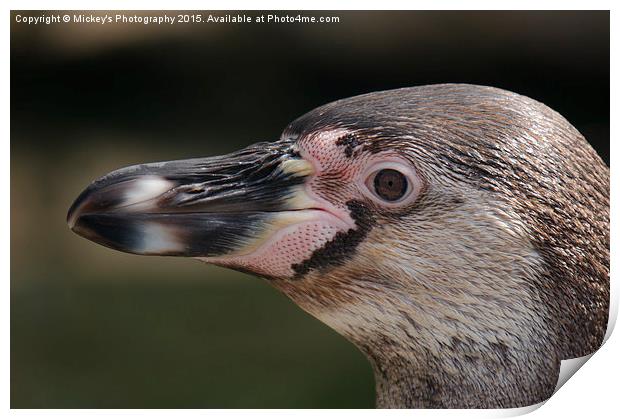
66,174,174,232
67,182,96,232
66,200,81,231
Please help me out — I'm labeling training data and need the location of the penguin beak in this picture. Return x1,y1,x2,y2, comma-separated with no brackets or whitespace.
67,140,316,257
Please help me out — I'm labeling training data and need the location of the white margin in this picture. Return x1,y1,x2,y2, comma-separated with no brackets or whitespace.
4,1,617,418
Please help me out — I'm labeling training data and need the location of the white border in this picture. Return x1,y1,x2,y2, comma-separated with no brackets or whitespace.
1,0,618,10
5,1,617,418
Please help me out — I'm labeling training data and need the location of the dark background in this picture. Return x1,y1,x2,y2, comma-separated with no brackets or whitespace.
11,11,609,408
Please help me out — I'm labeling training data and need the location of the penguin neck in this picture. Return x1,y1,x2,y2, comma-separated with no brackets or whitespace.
369,349,449,409
296,275,562,408
352,311,561,409
361,343,505,408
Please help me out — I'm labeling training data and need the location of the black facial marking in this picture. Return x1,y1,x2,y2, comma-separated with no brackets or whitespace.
335,133,361,158
291,200,375,279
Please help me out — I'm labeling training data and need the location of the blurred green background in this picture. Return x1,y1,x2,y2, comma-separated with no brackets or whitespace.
11,11,609,408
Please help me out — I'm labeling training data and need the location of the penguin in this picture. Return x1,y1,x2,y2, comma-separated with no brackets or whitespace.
67,84,609,408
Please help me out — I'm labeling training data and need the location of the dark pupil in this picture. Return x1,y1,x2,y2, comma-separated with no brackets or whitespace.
373,169,408,202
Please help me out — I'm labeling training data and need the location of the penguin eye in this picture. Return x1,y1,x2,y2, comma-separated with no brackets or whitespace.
372,169,408,202
361,160,421,207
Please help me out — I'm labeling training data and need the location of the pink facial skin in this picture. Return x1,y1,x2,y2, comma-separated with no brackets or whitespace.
202,211,351,279
299,129,423,211
202,129,422,279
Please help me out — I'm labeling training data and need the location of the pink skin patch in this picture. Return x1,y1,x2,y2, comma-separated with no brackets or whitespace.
200,128,421,279
202,211,350,278
298,129,422,210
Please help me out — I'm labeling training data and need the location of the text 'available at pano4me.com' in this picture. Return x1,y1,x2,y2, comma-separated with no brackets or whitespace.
13,12,342,25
